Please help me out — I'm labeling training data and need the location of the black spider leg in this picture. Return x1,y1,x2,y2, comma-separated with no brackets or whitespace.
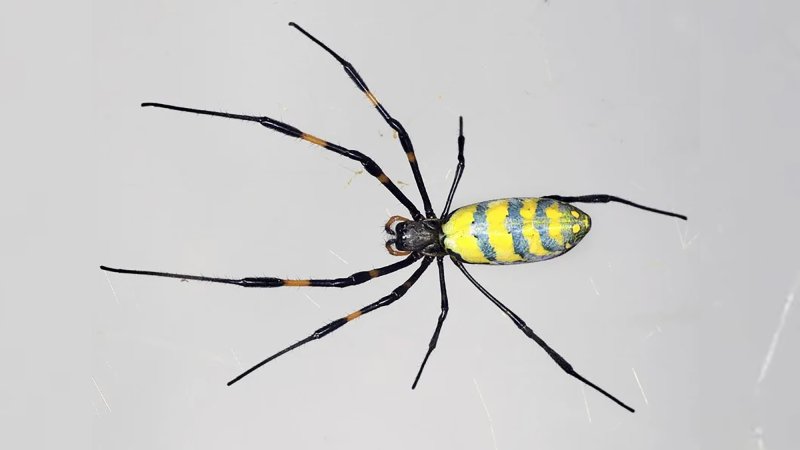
288,22,435,219
441,116,465,217
411,256,449,389
228,257,434,386
100,253,420,288
543,194,687,221
141,102,423,221
451,259,635,413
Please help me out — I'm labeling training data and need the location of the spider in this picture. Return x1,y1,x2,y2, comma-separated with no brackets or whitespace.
101,22,687,413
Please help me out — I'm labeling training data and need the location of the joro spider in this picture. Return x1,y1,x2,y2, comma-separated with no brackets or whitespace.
101,22,687,414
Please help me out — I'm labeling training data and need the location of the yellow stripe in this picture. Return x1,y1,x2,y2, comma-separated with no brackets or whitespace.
442,204,489,263
545,202,565,246
485,200,522,263
520,198,549,257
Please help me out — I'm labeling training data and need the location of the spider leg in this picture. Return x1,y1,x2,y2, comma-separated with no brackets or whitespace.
228,256,434,385
451,258,635,413
411,256,449,389
141,102,423,220
441,117,466,217
543,194,687,220
100,253,420,288
288,22,435,219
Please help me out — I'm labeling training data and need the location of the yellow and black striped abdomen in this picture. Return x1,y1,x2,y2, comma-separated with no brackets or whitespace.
442,198,592,264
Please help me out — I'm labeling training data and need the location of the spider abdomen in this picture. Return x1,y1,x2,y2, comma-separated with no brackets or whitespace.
442,197,591,264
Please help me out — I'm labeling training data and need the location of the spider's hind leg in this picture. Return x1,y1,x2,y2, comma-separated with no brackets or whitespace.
543,194,686,220
452,258,636,413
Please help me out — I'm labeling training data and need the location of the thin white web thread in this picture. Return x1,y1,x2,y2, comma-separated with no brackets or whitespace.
230,348,243,370
104,272,120,304
303,292,321,309
580,384,592,423
91,376,111,413
473,378,500,450
631,367,649,405
757,276,797,385
328,249,349,265
589,277,600,296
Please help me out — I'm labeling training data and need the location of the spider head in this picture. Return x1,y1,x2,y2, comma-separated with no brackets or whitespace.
384,216,444,256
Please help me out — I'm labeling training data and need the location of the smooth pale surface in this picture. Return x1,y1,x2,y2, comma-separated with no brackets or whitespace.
4,1,798,450
90,2,798,450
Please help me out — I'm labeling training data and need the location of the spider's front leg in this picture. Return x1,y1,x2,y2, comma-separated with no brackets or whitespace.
100,253,420,288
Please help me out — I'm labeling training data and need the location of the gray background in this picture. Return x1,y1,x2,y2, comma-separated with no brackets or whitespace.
4,0,799,449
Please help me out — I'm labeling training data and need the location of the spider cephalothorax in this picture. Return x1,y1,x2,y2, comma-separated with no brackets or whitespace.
384,215,444,257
